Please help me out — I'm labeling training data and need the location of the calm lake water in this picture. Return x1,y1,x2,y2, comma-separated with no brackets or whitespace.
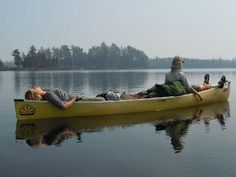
0,69,236,177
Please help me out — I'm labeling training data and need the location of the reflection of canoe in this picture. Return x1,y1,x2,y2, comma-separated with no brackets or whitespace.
16,101,230,140
14,83,230,120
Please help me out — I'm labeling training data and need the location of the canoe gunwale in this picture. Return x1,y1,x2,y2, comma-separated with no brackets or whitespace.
14,88,219,104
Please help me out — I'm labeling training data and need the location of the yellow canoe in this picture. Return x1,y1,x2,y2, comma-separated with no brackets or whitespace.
16,101,230,140
14,83,230,120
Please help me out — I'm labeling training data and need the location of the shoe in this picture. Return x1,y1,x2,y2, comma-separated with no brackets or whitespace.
204,74,210,84
218,75,227,88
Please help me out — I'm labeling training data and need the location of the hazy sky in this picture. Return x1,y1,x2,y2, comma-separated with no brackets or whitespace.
1,0,236,61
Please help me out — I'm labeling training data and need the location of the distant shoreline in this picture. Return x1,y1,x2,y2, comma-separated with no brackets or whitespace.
1,67,236,72
8,44,236,71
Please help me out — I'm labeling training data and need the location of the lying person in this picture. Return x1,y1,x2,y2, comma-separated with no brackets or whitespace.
96,73,227,101
109,56,226,101
25,86,105,110
119,73,227,100
139,74,226,99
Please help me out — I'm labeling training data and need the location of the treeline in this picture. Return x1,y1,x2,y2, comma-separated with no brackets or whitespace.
11,42,149,69
0,59,4,70
10,42,236,70
150,57,236,69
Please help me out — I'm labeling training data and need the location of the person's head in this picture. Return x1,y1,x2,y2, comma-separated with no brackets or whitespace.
204,73,210,84
25,86,43,100
171,56,184,71
26,135,44,148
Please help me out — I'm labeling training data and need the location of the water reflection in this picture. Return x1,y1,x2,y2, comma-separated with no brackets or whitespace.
16,101,230,150
13,71,149,96
155,119,192,153
87,72,148,92
155,102,230,153
25,127,81,148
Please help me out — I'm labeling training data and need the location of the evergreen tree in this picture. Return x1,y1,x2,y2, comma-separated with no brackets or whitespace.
60,45,72,68
0,59,4,69
11,49,22,67
21,52,28,68
52,47,60,67
109,43,121,69
71,45,87,68
45,48,52,68
28,45,37,68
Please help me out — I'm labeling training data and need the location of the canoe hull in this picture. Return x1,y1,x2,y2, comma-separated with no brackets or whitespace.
14,84,230,120
16,101,230,140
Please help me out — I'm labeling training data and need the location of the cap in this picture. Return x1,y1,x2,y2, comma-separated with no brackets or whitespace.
172,56,184,63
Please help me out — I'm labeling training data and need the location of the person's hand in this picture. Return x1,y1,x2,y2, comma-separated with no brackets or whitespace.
194,93,203,101
197,94,203,101
191,87,203,101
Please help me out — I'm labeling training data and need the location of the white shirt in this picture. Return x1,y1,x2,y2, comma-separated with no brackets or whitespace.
165,71,191,91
